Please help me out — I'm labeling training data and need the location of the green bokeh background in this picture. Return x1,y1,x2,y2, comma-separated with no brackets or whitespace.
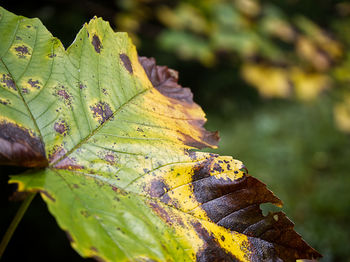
0,0,350,261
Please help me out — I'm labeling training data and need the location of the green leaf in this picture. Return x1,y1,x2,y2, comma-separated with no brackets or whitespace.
0,7,321,262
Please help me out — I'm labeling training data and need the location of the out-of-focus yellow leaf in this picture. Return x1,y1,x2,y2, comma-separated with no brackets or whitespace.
242,64,291,98
157,4,208,34
234,0,261,17
334,94,350,132
291,69,331,101
296,36,330,71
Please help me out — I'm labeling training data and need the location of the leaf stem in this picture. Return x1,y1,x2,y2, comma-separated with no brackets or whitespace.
0,193,36,259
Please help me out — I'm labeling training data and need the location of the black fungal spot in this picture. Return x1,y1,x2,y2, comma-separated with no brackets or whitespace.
28,79,41,89
1,74,16,91
192,222,238,262
54,120,69,136
79,83,86,89
14,45,30,58
26,25,31,28
90,101,113,124
119,53,133,74
15,36,22,40
48,53,56,58
22,88,29,94
92,34,102,53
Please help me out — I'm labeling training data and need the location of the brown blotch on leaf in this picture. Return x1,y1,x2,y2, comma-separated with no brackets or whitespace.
90,101,113,124
190,158,322,261
120,53,133,74
92,34,102,53
0,122,47,167
54,120,69,136
14,45,30,58
1,74,16,91
148,179,170,198
192,222,238,262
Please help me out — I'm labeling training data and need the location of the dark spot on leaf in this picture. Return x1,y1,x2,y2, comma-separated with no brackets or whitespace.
105,154,116,164
90,101,113,124
15,36,22,40
0,122,47,167
91,246,98,252
54,86,72,106
102,88,108,95
192,222,238,262
28,79,41,89
79,83,86,89
22,88,29,94
14,45,30,58
92,34,102,53
57,89,70,100
26,25,31,28
80,210,90,217
1,74,16,90
137,127,144,132
54,120,69,136
0,98,10,105
48,53,56,58
39,190,55,201
148,179,170,197
119,53,133,74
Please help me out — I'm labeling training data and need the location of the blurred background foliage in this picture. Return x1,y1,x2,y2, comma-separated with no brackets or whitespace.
1,0,350,261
